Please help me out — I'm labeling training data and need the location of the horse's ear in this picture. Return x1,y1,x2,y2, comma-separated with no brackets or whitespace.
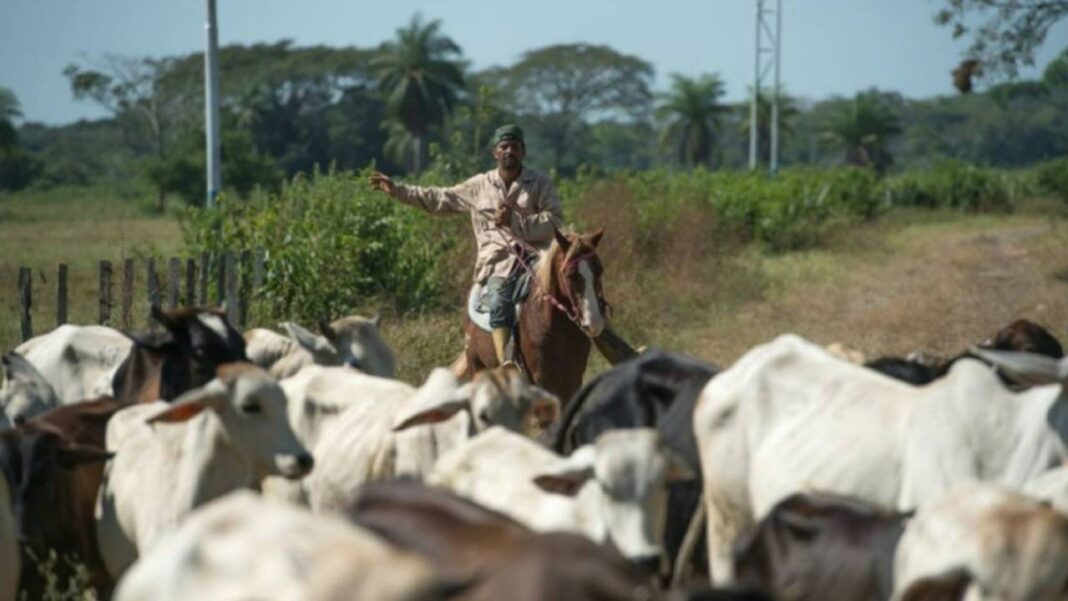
587,227,604,248
553,228,571,251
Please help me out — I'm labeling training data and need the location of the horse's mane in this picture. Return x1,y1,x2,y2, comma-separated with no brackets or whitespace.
535,238,562,291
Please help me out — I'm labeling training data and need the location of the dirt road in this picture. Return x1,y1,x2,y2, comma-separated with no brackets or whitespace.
692,214,1068,365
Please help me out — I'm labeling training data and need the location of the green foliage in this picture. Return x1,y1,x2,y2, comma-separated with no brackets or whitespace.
0,148,44,191
490,43,654,172
179,168,455,323
561,167,880,252
656,74,729,167
823,89,903,173
881,159,1014,211
145,128,282,206
1034,156,1068,202
934,0,1068,79
373,13,466,173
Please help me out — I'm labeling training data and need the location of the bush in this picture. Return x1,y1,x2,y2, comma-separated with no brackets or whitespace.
882,160,1013,212
180,167,457,324
1034,157,1068,203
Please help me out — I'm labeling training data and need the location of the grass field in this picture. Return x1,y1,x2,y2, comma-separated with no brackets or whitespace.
2,185,1067,385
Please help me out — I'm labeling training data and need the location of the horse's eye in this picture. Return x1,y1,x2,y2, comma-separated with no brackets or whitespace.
241,403,263,415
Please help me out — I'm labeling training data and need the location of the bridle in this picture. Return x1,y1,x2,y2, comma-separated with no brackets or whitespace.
497,222,609,333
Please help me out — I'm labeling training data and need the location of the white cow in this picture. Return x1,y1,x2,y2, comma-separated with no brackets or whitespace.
0,351,59,426
427,426,693,563
305,365,560,511
245,315,395,379
113,491,442,601
893,482,1068,601
0,478,18,601
95,363,313,578
15,324,132,405
694,335,1068,584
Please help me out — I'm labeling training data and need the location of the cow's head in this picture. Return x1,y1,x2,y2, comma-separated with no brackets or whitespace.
531,429,694,564
0,352,60,426
145,362,312,480
391,366,560,434
148,305,247,388
281,314,396,377
0,424,112,561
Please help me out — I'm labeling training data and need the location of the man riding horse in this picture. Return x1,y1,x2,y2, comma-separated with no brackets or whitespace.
369,124,634,371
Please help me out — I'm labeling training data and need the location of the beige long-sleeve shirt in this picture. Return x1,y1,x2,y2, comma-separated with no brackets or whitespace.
393,167,564,283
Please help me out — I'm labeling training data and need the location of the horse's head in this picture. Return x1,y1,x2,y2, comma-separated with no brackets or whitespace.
541,227,607,337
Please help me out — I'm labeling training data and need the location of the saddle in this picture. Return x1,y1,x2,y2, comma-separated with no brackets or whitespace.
466,277,530,333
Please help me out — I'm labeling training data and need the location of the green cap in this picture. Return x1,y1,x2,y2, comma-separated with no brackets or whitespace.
493,124,524,146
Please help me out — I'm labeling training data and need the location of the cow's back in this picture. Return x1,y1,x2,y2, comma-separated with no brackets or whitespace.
16,325,131,405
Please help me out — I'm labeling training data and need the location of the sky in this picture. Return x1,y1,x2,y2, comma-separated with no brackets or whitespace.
2,0,1067,126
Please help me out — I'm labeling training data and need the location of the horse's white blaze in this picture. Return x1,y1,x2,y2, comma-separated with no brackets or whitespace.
577,260,604,337
198,313,230,339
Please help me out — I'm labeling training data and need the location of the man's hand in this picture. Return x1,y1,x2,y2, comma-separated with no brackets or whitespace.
369,171,396,195
493,203,513,229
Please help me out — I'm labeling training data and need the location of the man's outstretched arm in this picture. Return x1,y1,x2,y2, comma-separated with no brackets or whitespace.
370,171,478,215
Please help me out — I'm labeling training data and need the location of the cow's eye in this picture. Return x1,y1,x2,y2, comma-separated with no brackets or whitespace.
241,403,262,415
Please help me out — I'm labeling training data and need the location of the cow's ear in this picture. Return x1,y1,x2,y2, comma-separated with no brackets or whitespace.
146,378,228,424
392,399,470,431
150,304,176,331
318,319,338,341
282,322,331,354
392,369,467,431
2,352,42,384
56,444,114,468
899,567,972,601
533,446,595,497
970,348,1068,386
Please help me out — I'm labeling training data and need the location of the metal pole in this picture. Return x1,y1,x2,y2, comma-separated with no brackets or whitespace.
204,0,221,209
748,0,763,171
770,0,782,175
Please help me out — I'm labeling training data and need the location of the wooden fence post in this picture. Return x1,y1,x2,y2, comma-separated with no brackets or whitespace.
185,258,196,306
215,252,227,307
198,251,210,306
224,251,238,325
168,257,181,309
18,267,32,341
239,250,252,329
147,258,159,330
99,261,112,326
122,259,134,331
253,249,266,291
56,264,68,327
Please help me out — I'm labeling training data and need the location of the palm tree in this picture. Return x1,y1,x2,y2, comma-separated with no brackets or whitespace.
656,74,729,166
823,90,902,173
0,87,22,153
739,90,800,165
372,14,465,173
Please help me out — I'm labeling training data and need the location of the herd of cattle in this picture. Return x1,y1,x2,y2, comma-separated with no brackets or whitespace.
1,305,1067,601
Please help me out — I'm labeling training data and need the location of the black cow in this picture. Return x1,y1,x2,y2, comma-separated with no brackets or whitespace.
866,319,1063,387
547,348,718,583
110,305,246,404
733,493,910,601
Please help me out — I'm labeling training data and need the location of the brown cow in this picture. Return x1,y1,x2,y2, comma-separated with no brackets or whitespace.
344,481,768,601
110,305,247,405
732,493,910,601
0,398,120,598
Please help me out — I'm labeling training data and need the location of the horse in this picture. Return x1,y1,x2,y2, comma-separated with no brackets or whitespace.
459,227,607,407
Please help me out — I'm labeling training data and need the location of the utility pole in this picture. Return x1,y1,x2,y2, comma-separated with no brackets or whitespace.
749,0,783,175
204,0,221,209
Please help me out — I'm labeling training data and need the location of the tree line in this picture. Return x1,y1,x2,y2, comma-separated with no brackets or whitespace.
1,11,1067,209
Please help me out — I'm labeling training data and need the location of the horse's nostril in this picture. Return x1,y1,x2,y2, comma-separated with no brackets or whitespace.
297,453,314,471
